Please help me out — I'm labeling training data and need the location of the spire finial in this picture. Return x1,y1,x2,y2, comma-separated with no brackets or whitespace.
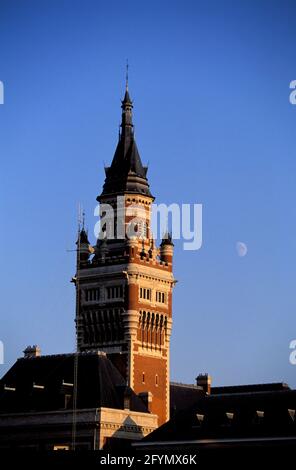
78,204,85,231
125,59,129,91
78,203,83,231
82,210,85,230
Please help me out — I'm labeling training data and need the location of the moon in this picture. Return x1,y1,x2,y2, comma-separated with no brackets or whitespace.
236,241,248,257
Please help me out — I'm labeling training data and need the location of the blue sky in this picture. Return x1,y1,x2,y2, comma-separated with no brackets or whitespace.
0,0,296,387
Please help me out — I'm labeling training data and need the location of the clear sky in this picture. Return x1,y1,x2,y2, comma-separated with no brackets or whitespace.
0,0,296,387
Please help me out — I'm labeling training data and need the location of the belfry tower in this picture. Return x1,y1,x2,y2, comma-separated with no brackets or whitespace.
74,84,175,425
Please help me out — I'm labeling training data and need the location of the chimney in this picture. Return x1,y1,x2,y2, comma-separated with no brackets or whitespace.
23,345,41,359
138,391,153,412
196,373,212,394
115,385,133,410
123,386,132,410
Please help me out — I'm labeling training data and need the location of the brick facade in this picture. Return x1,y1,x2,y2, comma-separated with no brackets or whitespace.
75,87,175,426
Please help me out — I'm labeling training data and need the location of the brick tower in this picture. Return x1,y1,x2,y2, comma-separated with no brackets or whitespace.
74,84,175,425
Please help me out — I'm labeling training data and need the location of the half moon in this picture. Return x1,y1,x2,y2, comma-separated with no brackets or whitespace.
236,241,248,257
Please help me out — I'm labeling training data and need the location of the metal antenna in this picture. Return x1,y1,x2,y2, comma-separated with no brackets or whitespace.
78,203,84,230
72,203,82,450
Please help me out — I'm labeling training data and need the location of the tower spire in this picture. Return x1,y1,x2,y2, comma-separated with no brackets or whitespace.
76,81,175,427
126,59,129,91
121,78,133,132
97,75,153,200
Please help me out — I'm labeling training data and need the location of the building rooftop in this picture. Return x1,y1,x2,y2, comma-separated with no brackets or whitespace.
0,352,147,414
143,383,296,444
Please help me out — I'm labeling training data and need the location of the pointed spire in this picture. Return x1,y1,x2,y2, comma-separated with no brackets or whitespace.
98,75,153,200
76,205,89,245
161,231,174,246
122,88,132,107
76,228,89,245
76,226,91,267
121,93,133,131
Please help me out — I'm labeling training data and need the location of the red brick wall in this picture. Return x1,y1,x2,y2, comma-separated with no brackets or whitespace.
133,354,168,425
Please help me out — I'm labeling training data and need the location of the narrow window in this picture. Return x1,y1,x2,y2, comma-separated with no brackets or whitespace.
142,372,145,384
155,374,158,386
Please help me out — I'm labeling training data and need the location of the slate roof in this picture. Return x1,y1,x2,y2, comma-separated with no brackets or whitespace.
145,383,296,443
77,228,90,245
0,352,147,414
122,89,132,105
98,88,152,199
211,382,291,394
170,382,204,416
